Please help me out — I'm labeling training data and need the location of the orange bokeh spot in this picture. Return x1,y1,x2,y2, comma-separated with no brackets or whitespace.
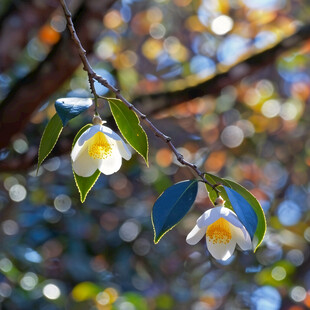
103,10,123,29
204,151,226,172
291,82,310,100
39,25,60,45
288,306,303,310
303,292,310,307
186,16,206,32
156,148,173,168
173,0,192,7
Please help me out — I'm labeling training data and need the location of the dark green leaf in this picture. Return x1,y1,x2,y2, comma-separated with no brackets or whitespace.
222,178,266,251
152,180,198,243
72,124,100,203
55,97,93,126
108,98,148,165
204,174,229,205
224,186,258,239
37,113,63,172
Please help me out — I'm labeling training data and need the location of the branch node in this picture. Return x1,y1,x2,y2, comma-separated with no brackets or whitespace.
140,114,146,119
177,154,184,161
165,136,171,142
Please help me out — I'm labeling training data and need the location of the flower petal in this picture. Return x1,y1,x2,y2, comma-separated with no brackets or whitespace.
99,125,122,141
196,206,222,228
78,125,101,145
98,151,122,175
116,140,131,160
230,225,252,251
206,238,236,261
72,147,99,177
186,225,206,245
200,206,245,231
71,139,88,162
71,125,100,161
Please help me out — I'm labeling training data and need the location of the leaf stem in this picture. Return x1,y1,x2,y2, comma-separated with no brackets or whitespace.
59,0,215,188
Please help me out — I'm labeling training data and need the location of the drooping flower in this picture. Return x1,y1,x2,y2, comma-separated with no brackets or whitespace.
186,200,252,261
71,119,131,177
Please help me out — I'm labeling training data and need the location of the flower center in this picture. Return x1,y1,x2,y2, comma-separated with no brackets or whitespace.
206,218,232,244
88,132,113,159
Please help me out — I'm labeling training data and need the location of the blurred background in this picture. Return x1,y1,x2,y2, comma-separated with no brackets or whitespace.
0,0,310,309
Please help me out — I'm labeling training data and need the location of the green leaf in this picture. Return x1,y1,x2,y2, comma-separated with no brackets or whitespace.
204,173,231,208
223,186,258,240
72,124,100,203
55,97,93,126
107,98,148,165
151,180,198,243
37,113,63,172
204,173,266,251
222,179,266,251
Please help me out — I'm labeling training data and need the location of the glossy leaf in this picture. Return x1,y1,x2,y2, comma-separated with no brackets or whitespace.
108,98,148,165
72,124,100,203
222,179,266,251
37,113,63,172
152,180,198,243
224,186,258,239
55,97,93,126
204,173,266,251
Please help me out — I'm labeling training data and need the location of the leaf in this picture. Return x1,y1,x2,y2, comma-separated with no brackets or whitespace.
223,186,258,239
204,173,231,208
37,113,63,172
72,124,100,203
108,98,148,165
222,179,266,251
151,180,198,243
204,173,266,251
55,97,93,126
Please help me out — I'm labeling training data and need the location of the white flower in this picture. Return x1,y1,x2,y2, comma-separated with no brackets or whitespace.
186,205,252,261
71,123,131,177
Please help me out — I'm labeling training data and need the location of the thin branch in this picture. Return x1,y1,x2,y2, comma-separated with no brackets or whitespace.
59,0,217,190
60,1,99,114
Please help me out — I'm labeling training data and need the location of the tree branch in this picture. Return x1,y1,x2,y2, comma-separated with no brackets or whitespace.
59,0,217,189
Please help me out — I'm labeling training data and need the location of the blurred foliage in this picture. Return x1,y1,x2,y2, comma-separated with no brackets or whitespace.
1,0,310,309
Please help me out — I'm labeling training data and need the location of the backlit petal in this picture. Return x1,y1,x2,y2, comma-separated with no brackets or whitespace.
71,139,88,162
230,225,252,251
116,140,131,160
186,225,206,245
201,206,245,231
71,125,99,161
72,147,99,177
196,206,222,228
98,151,122,175
77,125,100,146
99,125,122,141
206,238,236,261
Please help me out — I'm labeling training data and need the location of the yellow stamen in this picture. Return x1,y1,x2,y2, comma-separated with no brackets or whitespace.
206,218,232,244
88,132,113,159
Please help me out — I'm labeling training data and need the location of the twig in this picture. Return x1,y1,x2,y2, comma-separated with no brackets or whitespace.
59,0,217,190
60,0,99,114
